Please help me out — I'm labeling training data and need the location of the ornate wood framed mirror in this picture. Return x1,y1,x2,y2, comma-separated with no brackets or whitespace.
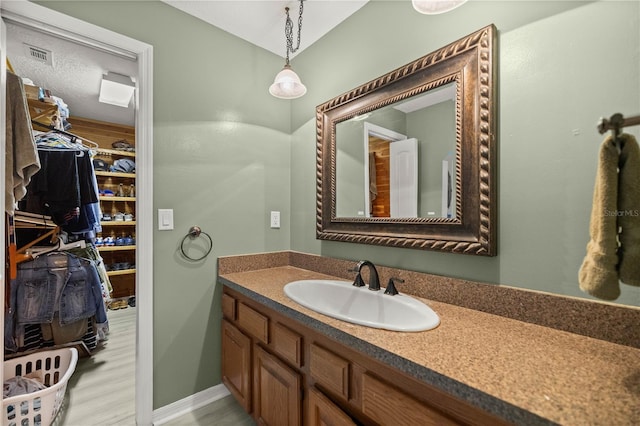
316,25,497,256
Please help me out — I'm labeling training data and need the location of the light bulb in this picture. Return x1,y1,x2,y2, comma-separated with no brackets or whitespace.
269,64,307,99
412,0,467,15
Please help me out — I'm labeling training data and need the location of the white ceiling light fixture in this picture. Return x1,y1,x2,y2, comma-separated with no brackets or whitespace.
412,0,468,15
99,71,135,107
269,0,307,100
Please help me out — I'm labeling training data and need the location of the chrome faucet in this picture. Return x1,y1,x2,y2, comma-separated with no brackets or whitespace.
354,260,380,291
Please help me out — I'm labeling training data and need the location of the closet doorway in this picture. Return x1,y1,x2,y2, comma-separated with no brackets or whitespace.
1,2,153,424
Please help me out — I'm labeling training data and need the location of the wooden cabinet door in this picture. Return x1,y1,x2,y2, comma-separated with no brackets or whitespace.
222,320,252,412
254,345,301,426
308,387,356,426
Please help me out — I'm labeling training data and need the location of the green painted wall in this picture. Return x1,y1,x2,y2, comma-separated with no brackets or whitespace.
34,0,640,413
152,121,290,404
291,0,640,307
36,0,292,409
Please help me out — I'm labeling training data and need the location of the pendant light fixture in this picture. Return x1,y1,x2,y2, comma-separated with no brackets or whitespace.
412,0,468,15
269,0,307,99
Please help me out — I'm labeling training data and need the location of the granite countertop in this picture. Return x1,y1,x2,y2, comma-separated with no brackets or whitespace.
219,265,640,426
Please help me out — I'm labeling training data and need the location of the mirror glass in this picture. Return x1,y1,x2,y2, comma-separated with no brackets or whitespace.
336,83,457,219
316,25,497,256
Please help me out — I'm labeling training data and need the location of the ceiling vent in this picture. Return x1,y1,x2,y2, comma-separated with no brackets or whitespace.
24,44,53,66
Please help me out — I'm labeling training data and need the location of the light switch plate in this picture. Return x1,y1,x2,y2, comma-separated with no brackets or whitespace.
158,209,174,230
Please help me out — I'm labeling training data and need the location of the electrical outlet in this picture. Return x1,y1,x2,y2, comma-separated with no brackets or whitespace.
270,211,280,229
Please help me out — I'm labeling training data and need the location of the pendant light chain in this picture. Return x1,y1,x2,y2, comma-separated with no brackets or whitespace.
269,0,307,99
284,0,304,65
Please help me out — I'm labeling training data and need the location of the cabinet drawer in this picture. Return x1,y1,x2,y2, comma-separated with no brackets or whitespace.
222,293,236,320
273,323,303,368
237,302,269,343
361,373,459,425
310,344,349,400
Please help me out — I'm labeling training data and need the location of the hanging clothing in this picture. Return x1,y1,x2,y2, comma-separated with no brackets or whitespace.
5,71,40,214
5,252,108,352
14,320,99,354
23,136,101,236
67,244,113,302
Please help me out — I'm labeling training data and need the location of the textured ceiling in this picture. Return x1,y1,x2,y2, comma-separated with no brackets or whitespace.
5,1,369,127
161,0,369,58
6,21,138,127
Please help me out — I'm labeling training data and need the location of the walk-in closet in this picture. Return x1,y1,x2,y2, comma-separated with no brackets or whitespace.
3,17,138,425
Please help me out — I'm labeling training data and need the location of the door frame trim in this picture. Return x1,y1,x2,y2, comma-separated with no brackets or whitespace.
0,2,154,424
363,122,406,218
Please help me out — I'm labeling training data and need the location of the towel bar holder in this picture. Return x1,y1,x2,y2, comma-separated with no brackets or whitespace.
598,113,640,135
598,113,640,154
180,226,213,261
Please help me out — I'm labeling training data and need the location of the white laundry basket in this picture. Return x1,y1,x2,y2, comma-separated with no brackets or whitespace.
3,347,78,426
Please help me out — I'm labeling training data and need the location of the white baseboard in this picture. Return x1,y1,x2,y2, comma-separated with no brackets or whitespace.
152,383,230,425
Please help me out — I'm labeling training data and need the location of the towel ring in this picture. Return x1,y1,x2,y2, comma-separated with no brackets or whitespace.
180,226,213,261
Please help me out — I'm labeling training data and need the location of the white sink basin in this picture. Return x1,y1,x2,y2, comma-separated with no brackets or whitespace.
284,279,440,332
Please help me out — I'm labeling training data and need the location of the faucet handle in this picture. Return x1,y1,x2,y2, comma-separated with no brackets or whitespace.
384,277,405,295
348,266,365,287
353,273,366,287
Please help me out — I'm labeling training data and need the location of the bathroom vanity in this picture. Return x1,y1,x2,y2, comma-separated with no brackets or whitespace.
218,252,640,425
221,286,501,426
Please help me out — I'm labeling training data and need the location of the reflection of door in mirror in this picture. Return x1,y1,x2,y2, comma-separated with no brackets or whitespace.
390,138,418,218
336,83,458,219
366,133,419,218
364,123,406,217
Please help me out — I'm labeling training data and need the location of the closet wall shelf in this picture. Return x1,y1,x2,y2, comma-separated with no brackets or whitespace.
98,245,135,252
94,147,135,158
99,196,136,202
107,269,136,277
67,115,137,302
95,171,136,179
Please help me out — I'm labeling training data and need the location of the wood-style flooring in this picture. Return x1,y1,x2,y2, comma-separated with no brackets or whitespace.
50,306,254,426
161,396,255,426
54,305,136,425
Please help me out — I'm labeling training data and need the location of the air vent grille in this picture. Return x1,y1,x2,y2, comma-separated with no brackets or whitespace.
24,44,53,66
